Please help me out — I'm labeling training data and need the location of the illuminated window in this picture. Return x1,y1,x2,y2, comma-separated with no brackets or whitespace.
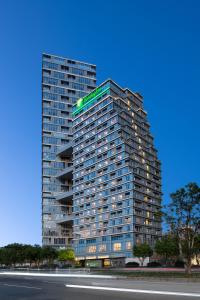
113,243,121,251
126,242,132,250
87,245,96,253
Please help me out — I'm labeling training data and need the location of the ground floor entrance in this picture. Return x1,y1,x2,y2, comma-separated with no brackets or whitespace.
79,257,125,268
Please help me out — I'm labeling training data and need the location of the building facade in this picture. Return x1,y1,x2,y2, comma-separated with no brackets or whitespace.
42,53,96,248
71,80,162,267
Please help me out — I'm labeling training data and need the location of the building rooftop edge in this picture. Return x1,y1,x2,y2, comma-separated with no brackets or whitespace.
42,52,96,67
73,78,143,103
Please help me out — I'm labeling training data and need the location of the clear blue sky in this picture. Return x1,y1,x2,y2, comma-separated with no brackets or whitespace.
0,0,199,246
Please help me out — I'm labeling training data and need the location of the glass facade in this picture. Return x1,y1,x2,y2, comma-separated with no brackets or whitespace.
42,53,96,247
72,80,162,263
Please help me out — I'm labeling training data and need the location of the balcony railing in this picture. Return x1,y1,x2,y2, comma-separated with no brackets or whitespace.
56,213,73,224
57,142,73,158
56,189,73,202
56,165,73,179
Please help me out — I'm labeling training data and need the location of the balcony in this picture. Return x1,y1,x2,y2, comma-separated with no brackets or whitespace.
56,165,73,180
56,213,73,224
57,142,73,158
56,189,73,202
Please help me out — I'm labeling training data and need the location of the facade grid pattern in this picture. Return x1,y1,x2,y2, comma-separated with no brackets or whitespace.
42,53,96,247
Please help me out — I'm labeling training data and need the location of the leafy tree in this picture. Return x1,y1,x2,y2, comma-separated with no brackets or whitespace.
25,245,42,267
164,182,200,274
0,247,12,266
4,243,26,266
133,243,153,266
155,235,179,265
41,246,57,266
0,244,60,268
58,248,75,265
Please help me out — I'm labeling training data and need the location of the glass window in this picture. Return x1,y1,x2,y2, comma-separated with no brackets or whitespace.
99,244,106,252
87,245,96,253
126,241,132,250
113,243,121,251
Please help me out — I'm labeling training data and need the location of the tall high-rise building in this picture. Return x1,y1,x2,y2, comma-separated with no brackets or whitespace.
71,79,162,267
42,53,96,248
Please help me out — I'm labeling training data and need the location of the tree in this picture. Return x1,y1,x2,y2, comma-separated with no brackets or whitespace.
25,245,42,267
164,182,200,274
133,243,153,266
41,246,57,266
193,235,200,266
58,248,75,265
0,247,12,266
4,243,26,266
155,235,179,265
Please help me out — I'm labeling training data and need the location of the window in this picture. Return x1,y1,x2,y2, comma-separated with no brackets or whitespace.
126,241,132,250
61,65,69,71
99,244,106,252
87,245,96,253
113,243,121,251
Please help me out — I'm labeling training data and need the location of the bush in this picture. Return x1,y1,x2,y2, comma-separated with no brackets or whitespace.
125,261,139,268
147,261,161,267
174,260,184,268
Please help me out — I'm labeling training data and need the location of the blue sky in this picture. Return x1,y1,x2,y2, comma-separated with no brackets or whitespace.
0,0,199,246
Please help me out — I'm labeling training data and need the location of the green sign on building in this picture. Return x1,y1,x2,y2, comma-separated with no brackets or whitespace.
72,85,109,116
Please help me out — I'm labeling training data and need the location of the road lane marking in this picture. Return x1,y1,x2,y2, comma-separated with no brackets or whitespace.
2,283,42,290
65,285,200,297
0,272,115,278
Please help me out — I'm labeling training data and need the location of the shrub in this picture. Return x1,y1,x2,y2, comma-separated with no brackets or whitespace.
147,261,161,267
125,261,139,268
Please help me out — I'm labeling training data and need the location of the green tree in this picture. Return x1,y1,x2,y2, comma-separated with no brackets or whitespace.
155,235,179,265
25,245,42,267
58,248,75,265
0,247,12,266
164,182,200,274
41,246,57,266
133,243,153,266
4,243,26,266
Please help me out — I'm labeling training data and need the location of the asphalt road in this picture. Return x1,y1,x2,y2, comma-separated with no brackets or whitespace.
0,274,200,300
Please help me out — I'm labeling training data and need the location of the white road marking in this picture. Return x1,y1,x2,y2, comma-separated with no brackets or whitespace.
2,283,42,290
0,272,115,279
65,284,200,297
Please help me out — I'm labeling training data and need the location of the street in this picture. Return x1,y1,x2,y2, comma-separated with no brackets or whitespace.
0,273,200,300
